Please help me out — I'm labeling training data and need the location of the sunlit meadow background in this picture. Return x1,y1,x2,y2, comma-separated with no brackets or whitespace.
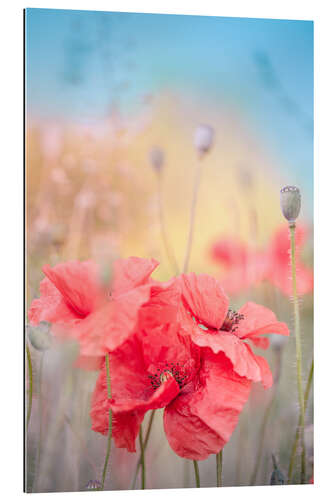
25,9,313,492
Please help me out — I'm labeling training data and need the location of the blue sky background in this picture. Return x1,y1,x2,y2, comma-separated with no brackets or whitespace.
25,8,313,204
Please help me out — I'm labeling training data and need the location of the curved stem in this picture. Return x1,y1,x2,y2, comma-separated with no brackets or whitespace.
288,359,314,484
26,343,33,431
182,156,203,273
156,172,179,274
131,410,156,489
193,460,200,488
289,223,306,483
216,450,223,487
100,354,112,491
139,427,145,489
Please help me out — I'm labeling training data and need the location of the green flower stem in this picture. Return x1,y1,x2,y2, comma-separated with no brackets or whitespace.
139,427,146,489
156,171,179,274
289,223,306,483
250,349,282,486
100,354,112,491
216,450,223,487
288,359,314,484
193,460,200,488
131,409,156,489
26,343,33,431
183,157,203,273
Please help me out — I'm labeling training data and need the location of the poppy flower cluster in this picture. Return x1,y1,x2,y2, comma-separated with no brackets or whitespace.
28,257,289,461
211,224,313,297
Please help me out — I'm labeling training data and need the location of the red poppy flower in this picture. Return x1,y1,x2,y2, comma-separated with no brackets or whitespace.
28,257,158,369
91,275,282,461
180,273,289,387
91,328,252,460
210,224,313,296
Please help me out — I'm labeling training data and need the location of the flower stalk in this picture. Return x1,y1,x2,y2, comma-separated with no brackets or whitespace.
289,222,306,483
250,348,282,486
216,450,223,487
131,409,156,488
100,353,112,490
156,170,179,274
193,460,201,488
288,359,313,484
182,156,203,273
139,427,146,489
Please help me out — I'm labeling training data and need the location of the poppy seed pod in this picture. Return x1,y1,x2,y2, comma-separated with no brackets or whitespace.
194,124,214,155
149,147,164,172
27,321,52,351
280,185,301,223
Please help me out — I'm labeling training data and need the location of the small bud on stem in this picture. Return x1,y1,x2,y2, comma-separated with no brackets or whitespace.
27,321,52,351
149,147,164,172
194,125,214,156
280,185,301,225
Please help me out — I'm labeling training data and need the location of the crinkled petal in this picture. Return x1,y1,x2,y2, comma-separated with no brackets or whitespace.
112,257,159,296
249,336,270,350
139,277,181,331
235,302,289,340
72,285,151,363
181,273,229,330
189,328,264,383
90,365,144,453
164,351,252,460
253,354,273,389
28,278,79,334
141,322,200,384
43,261,101,317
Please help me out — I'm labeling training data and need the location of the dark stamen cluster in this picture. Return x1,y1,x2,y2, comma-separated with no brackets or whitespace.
220,309,244,333
148,362,188,390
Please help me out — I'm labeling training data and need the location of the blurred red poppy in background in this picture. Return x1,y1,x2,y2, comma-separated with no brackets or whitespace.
210,224,313,296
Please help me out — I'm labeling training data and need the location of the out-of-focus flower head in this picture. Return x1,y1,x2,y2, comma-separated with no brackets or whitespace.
149,146,164,172
211,223,313,297
28,257,160,370
26,321,52,351
194,124,214,155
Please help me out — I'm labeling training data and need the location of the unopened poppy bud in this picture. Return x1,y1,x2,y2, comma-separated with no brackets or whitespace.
27,321,52,351
270,454,285,485
270,333,288,351
194,124,214,155
149,147,164,172
280,185,301,223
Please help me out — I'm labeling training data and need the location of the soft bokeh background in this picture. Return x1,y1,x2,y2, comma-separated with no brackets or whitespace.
25,8,313,492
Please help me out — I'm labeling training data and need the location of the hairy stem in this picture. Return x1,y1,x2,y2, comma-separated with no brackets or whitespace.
289,223,306,483
193,460,200,488
288,359,314,484
216,450,223,487
131,410,156,489
100,354,112,490
182,156,203,273
139,427,145,489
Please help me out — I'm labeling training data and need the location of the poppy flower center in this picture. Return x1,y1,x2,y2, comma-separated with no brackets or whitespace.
148,362,188,390
220,309,244,333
